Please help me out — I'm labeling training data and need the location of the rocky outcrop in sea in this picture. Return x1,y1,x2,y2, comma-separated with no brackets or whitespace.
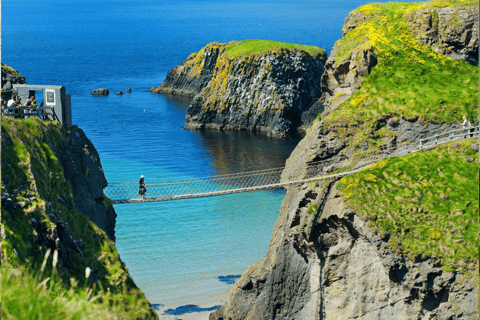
91,88,110,95
150,41,328,138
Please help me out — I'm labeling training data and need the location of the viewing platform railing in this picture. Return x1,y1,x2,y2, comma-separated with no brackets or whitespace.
1,106,59,121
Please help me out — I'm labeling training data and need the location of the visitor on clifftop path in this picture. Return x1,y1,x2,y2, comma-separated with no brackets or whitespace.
139,175,147,201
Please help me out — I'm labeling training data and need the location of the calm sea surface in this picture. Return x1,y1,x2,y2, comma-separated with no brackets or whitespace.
2,0,416,316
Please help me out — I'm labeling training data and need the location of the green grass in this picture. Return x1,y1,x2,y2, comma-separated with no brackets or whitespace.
224,40,326,58
2,262,120,320
338,139,479,273
1,118,156,319
308,204,318,215
1,63,23,76
321,0,478,153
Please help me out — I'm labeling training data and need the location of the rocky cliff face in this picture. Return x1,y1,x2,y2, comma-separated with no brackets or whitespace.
1,118,157,318
150,41,327,138
59,126,117,240
1,121,117,242
149,42,222,97
0,68,116,240
281,119,462,184
1,63,26,100
408,5,479,66
212,180,478,320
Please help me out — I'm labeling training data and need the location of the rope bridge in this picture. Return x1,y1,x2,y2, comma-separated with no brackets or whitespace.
104,126,478,204
105,152,386,204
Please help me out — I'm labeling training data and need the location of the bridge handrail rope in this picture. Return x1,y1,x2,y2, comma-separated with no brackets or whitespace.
391,125,478,157
106,156,354,185
104,126,478,203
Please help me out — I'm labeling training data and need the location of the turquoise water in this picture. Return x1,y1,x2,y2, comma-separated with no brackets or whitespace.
101,154,285,309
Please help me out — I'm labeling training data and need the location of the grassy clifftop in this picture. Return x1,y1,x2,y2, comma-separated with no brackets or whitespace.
339,139,479,275
224,39,326,58
1,118,157,319
320,0,478,152
1,63,23,77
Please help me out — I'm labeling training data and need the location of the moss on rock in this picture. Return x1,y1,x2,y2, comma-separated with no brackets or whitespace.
1,118,157,319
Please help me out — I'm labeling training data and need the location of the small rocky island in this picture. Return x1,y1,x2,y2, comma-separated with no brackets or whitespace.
149,40,328,138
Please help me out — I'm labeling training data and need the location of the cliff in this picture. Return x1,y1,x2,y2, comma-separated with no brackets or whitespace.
408,4,478,66
1,118,157,318
150,40,327,138
212,140,478,319
1,63,26,100
211,1,479,319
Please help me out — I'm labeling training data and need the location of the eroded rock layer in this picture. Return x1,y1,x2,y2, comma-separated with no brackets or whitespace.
408,5,479,66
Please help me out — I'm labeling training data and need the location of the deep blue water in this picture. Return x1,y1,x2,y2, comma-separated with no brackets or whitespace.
2,0,417,316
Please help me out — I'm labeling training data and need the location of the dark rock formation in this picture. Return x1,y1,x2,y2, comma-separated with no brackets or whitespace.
150,41,327,139
1,64,26,100
91,88,109,96
148,42,223,97
115,91,124,95
58,127,117,240
408,5,479,65
211,181,478,319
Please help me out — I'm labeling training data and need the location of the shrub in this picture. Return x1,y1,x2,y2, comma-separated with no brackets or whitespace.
308,204,318,215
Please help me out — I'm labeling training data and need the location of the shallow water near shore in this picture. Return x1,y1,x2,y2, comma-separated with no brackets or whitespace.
3,0,418,316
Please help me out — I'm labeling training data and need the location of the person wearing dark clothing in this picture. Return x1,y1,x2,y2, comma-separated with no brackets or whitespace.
469,120,475,137
139,175,147,200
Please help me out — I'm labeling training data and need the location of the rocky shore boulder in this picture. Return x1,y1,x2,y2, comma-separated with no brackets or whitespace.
407,5,479,66
91,88,109,96
150,40,327,139
1,63,26,100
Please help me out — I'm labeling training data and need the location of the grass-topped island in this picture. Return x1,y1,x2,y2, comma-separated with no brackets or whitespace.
149,39,328,138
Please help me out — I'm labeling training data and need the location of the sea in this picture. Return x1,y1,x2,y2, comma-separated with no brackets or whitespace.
2,0,416,318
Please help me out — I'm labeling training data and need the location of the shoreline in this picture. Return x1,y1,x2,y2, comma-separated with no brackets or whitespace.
154,291,229,320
